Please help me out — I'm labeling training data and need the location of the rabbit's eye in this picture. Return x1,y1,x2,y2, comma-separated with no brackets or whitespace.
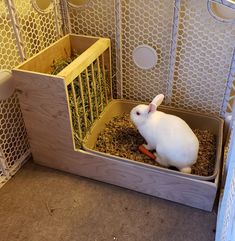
136,111,140,115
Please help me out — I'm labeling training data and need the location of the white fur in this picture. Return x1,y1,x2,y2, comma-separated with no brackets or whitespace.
130,96,199,174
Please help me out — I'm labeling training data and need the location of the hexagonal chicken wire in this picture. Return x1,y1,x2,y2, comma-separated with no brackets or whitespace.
66,0,235,116
121,0,175,102
0,0,21,69
67,0,118,96
0,91,30,187
14,0,61,58
171,0,235,115
0,0,62,187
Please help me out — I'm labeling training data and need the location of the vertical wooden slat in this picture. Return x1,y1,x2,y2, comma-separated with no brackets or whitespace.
78,74,88,129
70,82,83,140
91,62,99,117
85,68,94,123
101,54,108,105
97,57,104,111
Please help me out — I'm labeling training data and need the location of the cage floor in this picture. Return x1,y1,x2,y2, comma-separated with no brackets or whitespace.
0,160,217,241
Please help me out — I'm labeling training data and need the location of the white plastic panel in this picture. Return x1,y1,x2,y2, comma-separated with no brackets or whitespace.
67,0,118,95
0,0,21,69
14,0,60,58
65,0,235,115
0,91,30,171
121,0,175,102
171,0,235,115
216,119,235,241
0,0,62,188
212,0,235,10
132,45,158,70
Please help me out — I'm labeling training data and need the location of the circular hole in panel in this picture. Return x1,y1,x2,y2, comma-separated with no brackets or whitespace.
223,0,235,8
31,0,52,13
208,1,235,22
132,45,158,70
67,0,90,8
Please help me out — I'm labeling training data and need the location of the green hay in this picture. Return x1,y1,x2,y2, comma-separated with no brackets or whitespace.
51,54,108,148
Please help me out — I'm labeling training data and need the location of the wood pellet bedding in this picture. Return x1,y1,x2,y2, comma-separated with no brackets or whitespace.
94,114,217,177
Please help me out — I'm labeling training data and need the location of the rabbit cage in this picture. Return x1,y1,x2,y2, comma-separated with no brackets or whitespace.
1,0,235,216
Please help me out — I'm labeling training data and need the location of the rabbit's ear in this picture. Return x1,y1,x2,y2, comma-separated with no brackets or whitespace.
151,94,164,107
148,103,157,113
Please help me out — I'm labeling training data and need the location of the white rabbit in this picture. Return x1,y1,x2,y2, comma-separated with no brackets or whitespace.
130,94,199,174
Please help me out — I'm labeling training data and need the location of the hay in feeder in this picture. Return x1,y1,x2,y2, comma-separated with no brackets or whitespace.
94,114,217,177
50,54,107,148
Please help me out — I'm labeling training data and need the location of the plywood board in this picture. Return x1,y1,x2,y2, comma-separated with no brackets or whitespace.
58,38,110,85
69,34,99,54
16,35,71,74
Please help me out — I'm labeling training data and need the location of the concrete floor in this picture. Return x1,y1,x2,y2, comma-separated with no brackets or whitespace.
0,160,217,241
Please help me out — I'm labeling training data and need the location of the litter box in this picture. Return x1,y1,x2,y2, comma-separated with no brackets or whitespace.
83,99,223,181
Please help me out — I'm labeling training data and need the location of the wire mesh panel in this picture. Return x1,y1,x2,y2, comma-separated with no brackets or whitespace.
225,52,235,116
216,119,235,241
220,169,235,241
0,91,30,173
171,0,235,115
0,0,21,69
68,0,115,38
65,0,235,115
13,0,60,58
121,0,175,102
66,0,117,96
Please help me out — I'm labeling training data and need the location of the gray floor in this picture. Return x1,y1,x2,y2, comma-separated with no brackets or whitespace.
0,160,217,241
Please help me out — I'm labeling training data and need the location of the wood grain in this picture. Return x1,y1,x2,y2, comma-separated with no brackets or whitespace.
70,34,99,54
17,35,71,74
13,69,218,211
58,38,110,86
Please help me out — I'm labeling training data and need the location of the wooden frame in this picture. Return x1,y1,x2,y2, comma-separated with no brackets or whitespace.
13,34,222,211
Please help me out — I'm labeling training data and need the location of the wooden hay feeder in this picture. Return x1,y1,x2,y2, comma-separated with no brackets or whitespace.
13,34,223,211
